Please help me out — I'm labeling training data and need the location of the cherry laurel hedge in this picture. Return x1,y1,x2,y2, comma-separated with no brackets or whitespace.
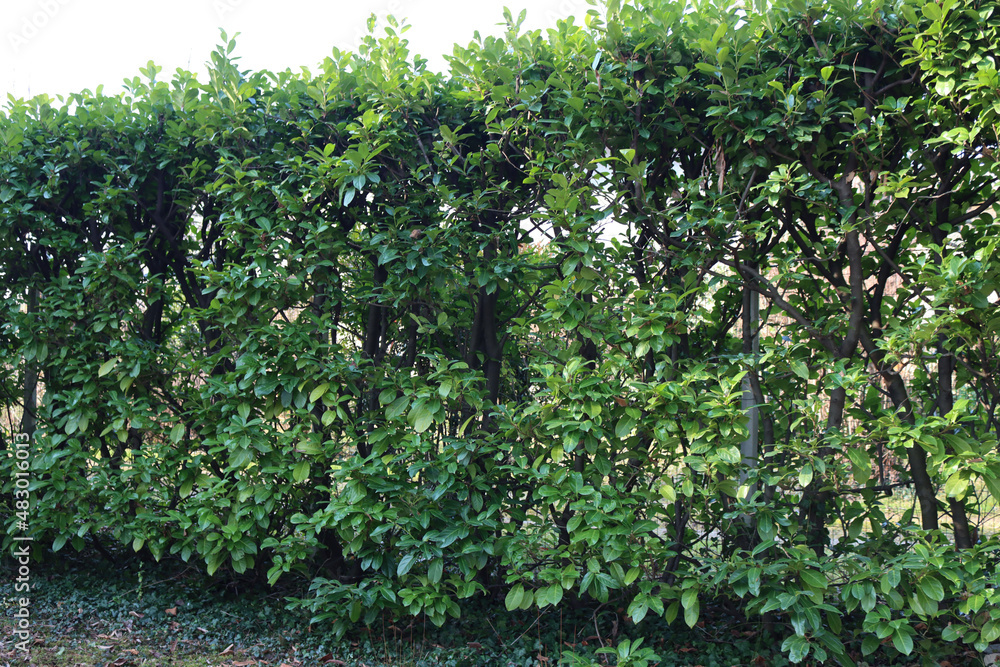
3,0,1000,662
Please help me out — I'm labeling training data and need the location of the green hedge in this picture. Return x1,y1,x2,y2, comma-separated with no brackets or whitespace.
3,0,1000,662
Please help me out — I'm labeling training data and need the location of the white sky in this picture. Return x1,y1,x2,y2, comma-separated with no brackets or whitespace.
1,0,594,101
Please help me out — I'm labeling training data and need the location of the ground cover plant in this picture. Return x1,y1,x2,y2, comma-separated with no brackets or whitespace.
1,543,798,666
2,0,1000,664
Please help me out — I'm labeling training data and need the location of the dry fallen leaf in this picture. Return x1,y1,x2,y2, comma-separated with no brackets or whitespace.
221,643,234,655
164,607,178,616
129,611,145,619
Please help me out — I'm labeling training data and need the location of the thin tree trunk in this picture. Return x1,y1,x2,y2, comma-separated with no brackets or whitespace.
883,368,939,531
740,279,759,496
21,286,38,439
939,340,973,548
930,164,971,546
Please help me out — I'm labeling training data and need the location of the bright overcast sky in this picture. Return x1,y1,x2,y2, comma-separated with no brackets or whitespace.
2,0,594,101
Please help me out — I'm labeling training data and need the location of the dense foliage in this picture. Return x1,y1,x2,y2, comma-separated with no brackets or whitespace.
3,0,1000,663
1,546,794,667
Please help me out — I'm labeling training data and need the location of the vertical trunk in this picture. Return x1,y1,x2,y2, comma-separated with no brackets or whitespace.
859,328,939,530
930,163,973,546
21,286,38,439
889,373,939,530
480,287,502,405
738,277,762,549
808,227,863,554
310,289,331,435
359,263,388,458
806,385,845,554
468,238,504,425
939,340,973,548
749,369,775,499
740,278,759,496
926,172,971,546
362,266,387,362
141,295,165,342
